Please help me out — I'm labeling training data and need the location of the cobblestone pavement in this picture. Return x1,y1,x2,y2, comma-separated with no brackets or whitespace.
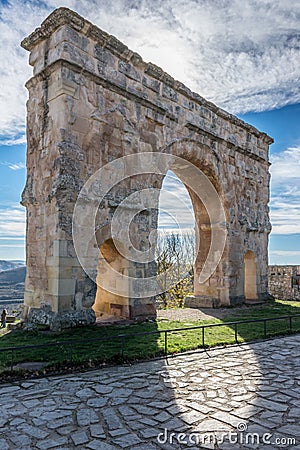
0,335,300,449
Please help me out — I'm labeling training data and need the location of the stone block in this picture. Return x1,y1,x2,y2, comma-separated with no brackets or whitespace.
184,295,218,308
118,60,141,82
57,295,73,312
73,116,90,133
48,78,79,101
58,279,76,296
129,302,156,319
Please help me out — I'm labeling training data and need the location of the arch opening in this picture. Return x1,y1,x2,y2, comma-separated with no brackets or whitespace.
93,238,130,320
244,250,258,300
156,169,196,308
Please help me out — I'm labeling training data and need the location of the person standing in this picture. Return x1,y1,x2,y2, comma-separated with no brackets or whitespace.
1,309,7,328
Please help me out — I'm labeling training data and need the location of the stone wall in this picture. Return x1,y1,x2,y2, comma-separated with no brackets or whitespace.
269,265,300,301
21,7,273,325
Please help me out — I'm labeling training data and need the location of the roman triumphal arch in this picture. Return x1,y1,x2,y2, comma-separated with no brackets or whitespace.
21,8,273,328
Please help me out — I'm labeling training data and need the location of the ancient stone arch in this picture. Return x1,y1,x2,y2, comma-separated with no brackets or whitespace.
21,8,273,327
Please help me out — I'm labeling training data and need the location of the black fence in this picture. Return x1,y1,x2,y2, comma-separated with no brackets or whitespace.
1,313,300,374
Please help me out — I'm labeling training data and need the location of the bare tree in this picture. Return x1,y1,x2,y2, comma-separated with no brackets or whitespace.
155,230,195,308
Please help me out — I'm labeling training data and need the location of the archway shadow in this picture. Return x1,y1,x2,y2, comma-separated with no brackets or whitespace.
0,317,299,449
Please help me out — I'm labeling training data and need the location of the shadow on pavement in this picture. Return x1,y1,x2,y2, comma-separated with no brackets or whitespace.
0,329,299,449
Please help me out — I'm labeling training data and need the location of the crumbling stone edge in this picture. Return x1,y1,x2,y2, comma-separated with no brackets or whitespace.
23,304,96,332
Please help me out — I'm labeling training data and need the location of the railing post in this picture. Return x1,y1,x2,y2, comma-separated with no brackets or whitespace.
10,350,14,373
264,320,267,338
121,335,125,359
69,343,73,369
289,316,292,333
164,331,168,356
202,327,205,348
234,323,238,344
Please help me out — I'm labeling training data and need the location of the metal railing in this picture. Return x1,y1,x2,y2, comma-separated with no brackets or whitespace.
0,313,300,374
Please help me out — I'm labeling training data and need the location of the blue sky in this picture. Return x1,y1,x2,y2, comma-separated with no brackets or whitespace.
239,105,300,265
0,0,299,265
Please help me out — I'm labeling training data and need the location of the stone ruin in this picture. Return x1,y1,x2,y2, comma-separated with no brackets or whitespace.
269,265,300,302
21,8,273,329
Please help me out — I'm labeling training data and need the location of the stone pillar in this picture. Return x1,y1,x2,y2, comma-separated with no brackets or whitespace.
21,20,96,328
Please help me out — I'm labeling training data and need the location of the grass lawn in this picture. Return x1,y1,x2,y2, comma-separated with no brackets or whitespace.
0,299,300,378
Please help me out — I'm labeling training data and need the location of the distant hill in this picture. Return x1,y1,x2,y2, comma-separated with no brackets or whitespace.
0,266,26,284
0,260,25,272
0,266,26,300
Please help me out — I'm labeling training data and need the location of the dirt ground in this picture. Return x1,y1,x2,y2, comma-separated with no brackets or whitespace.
156,303,263,322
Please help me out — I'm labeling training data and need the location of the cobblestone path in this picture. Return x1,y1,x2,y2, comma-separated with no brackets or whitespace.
0,335,299,449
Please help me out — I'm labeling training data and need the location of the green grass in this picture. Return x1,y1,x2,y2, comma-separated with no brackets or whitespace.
0,299,300,379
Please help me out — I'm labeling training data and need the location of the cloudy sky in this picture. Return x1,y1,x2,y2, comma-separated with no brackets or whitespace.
0,0,299,264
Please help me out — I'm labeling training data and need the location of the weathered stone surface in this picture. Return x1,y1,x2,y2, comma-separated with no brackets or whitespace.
17,424,49,439
70,431,89,445
269,265,300,301
87,398,108,407
76,408,98,426
90,424,106,439
35,437,68,449
27,304,96,329
0,439,9,450
0,335,299,448
21,7,273,324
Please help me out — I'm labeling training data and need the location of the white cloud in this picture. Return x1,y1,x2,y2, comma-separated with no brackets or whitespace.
270,148,300,184
7,162,25,171
0,205,26,238
270,147,300,235
0,243,25,248
0,161,25,170
0,2,50,141
0,237,24,240
269,249,300,265
270,250,300,257
1,0,300,143
158,171,195,230
0,136,26,146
